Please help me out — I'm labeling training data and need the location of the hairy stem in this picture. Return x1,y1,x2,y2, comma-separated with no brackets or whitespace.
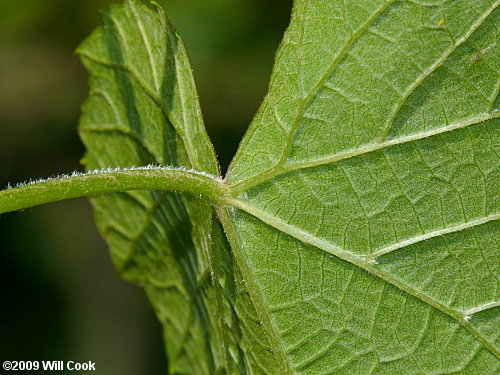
0,166,227,214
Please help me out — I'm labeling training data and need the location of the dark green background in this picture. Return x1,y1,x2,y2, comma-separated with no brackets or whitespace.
0,0,291,373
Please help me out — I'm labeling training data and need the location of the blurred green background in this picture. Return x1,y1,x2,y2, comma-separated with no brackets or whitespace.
0,0,291,373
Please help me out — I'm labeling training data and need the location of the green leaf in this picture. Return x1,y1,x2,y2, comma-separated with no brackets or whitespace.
0,0,497,373
77,1,232,374
73,0,500,373
224,0,500,373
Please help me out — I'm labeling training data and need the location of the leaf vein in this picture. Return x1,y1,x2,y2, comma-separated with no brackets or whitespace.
229,200,499,357
381,0,499,141
216,208,296,374
79,53,194,164
230,113,499,195
80,125,162,164
128,0,161,91
464,301,500,316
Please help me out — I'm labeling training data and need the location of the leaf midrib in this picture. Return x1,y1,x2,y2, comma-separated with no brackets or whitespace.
229,0,499,194
222,196,500,358
230,113,499,196
2,165,497,366
216,208,297,375
227,0,398,184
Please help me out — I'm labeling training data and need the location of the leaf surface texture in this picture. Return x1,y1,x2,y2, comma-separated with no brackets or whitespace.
78,0,500,373
228,0,500,373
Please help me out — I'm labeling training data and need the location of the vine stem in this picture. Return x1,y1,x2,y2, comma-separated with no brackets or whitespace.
0,166,228,215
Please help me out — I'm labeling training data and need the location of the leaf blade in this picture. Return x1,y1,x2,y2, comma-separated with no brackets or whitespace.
228,209,500,373
228,0,500,184
225,0,500,373
77,1,225,373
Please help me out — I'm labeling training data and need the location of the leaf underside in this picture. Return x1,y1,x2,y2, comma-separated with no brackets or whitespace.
78,0,500,374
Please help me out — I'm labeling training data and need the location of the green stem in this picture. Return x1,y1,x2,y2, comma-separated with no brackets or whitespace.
0,167,227,215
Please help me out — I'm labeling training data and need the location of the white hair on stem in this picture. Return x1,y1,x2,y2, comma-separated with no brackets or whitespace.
4,165,221,190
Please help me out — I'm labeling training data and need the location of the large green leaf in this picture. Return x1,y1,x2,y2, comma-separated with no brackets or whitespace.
77,0,499,374
225,0,500,373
